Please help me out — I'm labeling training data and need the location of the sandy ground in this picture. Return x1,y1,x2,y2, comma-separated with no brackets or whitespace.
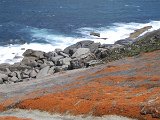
0,50,160,120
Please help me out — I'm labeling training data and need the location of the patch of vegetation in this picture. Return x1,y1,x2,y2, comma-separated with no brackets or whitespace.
103,29,160,62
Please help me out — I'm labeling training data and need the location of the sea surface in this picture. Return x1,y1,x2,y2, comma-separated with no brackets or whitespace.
0,0,160,64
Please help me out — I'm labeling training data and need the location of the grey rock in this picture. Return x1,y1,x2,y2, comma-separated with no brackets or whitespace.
23,49,44,59
48,66,55,75
54,66,63,72
44,51,58,60
31,51,44,59
21,56,37,66
9,76,19,83
71,48,96,62
59,52,70,57
22,49,33,57
70,59,84,69
46,61,54,66
114,38,134,45
61,57,72,66
51,55,64,65
90,32,100,37
9,62,31,72
21,74,29,79
40,63,48,69
36,66,50,79
0,63,10,72
42,59,48,64
55,48,63,54
23,69,31,75
29,61,38,68
15,71,21,79
89,42,101,53
37,60,44,64
6,68,11,74
0,73,8,81
63,40,94,55
0,78,3,84
86,60,103,67
35,69,40,73
8,72,17,77
61,65,69,71
72,48,90,58
29,70,37,78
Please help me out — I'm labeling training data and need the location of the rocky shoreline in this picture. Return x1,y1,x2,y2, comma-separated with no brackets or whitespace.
0,27,160,84
0,27,160,120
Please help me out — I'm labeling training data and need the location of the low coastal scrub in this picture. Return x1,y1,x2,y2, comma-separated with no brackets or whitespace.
100,29,160,62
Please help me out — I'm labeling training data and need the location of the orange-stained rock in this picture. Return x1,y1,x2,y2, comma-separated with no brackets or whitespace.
1,50,160,120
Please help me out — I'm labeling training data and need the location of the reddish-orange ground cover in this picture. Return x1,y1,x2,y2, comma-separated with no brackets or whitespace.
16,49,160,119
1,50,160,120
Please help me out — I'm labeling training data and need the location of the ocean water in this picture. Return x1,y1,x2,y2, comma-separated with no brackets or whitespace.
0,0,160,64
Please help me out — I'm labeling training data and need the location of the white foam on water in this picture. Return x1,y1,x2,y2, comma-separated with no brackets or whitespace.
0,43,60,64
0,109,137,120
77,20,160,44
0,20,160,64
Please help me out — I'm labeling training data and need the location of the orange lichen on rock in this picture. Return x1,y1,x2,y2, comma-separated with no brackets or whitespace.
1,50,160,120
0,104,4,111
16,74,160,119
0,116,31,120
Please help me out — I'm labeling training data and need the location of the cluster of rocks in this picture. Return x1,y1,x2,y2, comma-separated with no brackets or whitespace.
0,42,100,84
0,28,160,84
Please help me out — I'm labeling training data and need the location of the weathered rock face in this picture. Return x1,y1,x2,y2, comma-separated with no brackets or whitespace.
63,40,94,55
23,49,44,59
36,66,50,79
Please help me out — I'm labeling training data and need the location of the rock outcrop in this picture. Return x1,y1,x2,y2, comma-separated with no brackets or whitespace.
0,29,160,84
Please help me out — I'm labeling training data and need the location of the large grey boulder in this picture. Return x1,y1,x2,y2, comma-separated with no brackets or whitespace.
63,40,94,55
31,51,45,59
8,72,17,77
72,48,90,58
51,55,64,65
9,62,31,71
21,56,37,66
55,48,63,54
29,69,37,78
48,66,55,75
44,51,58,59
15,71,21,79
9,76,19,83
0,73,8,82
61,57,72,66
0,63,10,72
36,66,50,79
70,59,84,69
23,49,44,59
